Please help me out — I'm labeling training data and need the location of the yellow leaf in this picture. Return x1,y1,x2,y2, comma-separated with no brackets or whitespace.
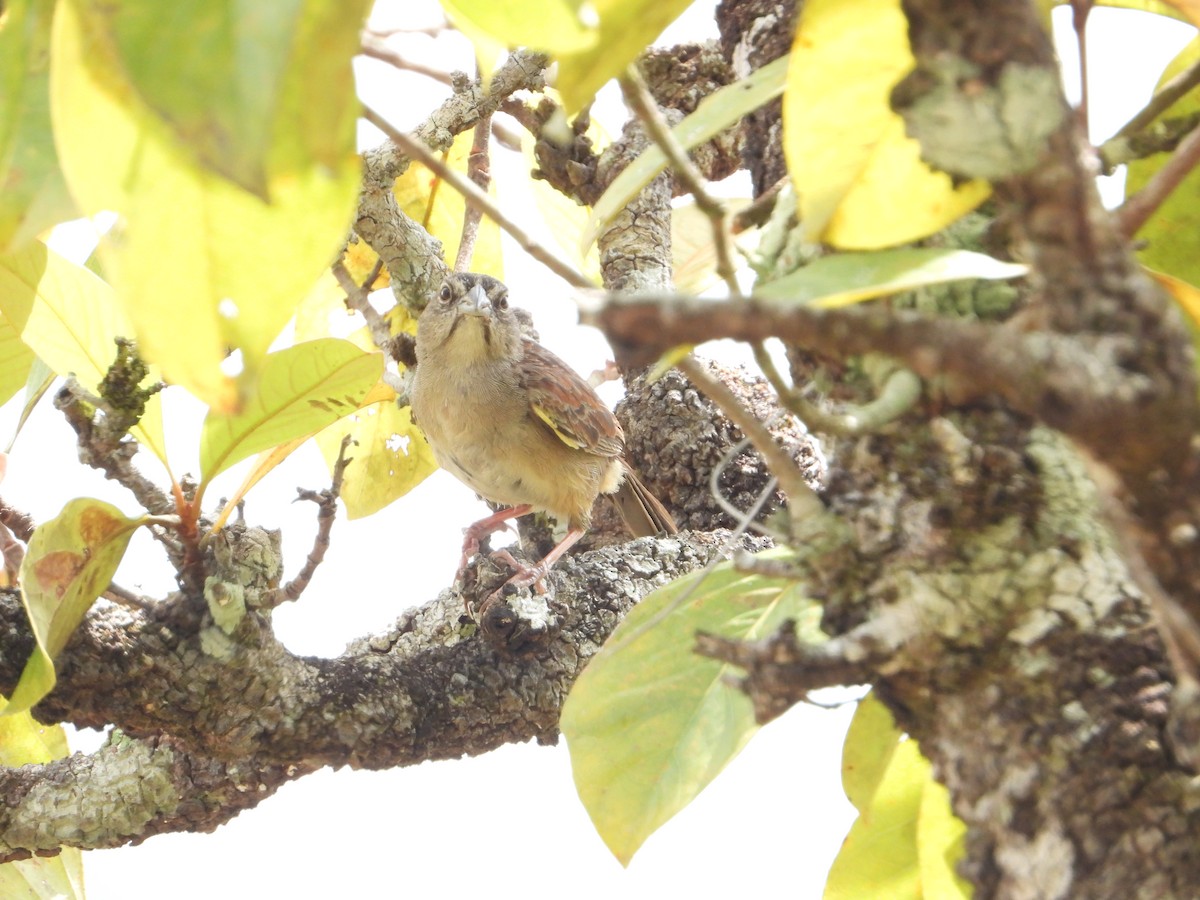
315,391,438,519
393,131,503,278
7,498,144,714
51,0,365,412
0,241,169,465
783,0,989,249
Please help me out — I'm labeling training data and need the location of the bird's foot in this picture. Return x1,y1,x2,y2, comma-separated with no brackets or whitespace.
454,504,533,582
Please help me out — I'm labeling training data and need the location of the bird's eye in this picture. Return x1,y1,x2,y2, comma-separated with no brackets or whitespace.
439,284,452,303
495,293,508,311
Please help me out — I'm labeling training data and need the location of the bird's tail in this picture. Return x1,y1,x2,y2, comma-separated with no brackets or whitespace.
612,462,678,538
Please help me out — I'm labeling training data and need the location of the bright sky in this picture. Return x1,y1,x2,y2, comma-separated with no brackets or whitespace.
3,4,1194,898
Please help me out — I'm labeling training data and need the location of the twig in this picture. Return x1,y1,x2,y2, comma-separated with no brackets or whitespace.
618,67,741,299
103,582,155,611
731,177,788,234
363,22,449,39
0,498,35,543
332,257,392,353
362,104,595,290
678,357,823,533
1118,120,1200,238
264,436,354,608
708,438,781,537
53,379,174,517
586,292,1193,487
752,343,921,436
1116,55,1200,139
359,35,454,86
1100,111,1200,173
1071,0,1092,134
454,109,493,271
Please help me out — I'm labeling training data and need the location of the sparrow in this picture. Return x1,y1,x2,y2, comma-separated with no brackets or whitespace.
410,272,677,607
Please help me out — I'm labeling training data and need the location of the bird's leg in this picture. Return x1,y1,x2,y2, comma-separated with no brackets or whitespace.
484,526,585,607
457,504,532,578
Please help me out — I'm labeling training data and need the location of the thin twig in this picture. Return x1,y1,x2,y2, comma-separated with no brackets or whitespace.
1071,0,1092,135
455,109,493,271
753,343,921,436
0,498,35,543
363,21,450,39
1118,120,1200,238
265,436,354,608
678,357,823,532
1116,55,1200,139
362,104,595,289
708,437,781,537
332,257,392,353
618,67,742,299
359,36,454,86
103,582,155,611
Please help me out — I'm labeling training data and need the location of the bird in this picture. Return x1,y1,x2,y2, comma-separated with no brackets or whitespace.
409,272,677,608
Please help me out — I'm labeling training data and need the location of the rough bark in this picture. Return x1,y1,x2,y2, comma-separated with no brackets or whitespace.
5,2,1200,897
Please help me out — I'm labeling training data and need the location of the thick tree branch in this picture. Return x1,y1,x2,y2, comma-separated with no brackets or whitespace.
585,293,1187,484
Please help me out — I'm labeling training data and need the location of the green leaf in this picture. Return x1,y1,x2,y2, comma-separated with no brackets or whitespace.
0,0,79,252
584,54,788,250
756,248,1027,308
1125,36,1200,285
562,551,822,865
824,693,970,900
783,0,989,249
0,240,169,463
6,498,144,715
199,338,384,480
51,0,369,413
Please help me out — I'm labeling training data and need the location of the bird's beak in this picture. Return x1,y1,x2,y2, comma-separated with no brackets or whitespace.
464,283,491,316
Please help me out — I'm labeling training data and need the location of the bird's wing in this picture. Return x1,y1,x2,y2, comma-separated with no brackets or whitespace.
520,339,624,458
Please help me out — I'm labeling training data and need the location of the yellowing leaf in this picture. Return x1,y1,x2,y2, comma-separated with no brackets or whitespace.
393,130,503,277
199,338,383,480
1156,0,1200,24
562,551,822,865
315,392,437,519
0,307,36,407
584,55,788,251
783,0,989,249
0,240,168,463
439,0,597,55
51,0,367,412
825,693,969,900
1126,37,1200,285
554,0,695,113
6,498,144,715
0,710,84,900
918,776,971,898
0,0,78,252
101,0,322,198
756,248,1027,308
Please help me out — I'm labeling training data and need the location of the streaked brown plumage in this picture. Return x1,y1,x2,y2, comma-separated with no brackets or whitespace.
410,272,676,604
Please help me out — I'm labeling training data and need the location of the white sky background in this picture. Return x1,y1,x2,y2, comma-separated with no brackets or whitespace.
1,4,1194,898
